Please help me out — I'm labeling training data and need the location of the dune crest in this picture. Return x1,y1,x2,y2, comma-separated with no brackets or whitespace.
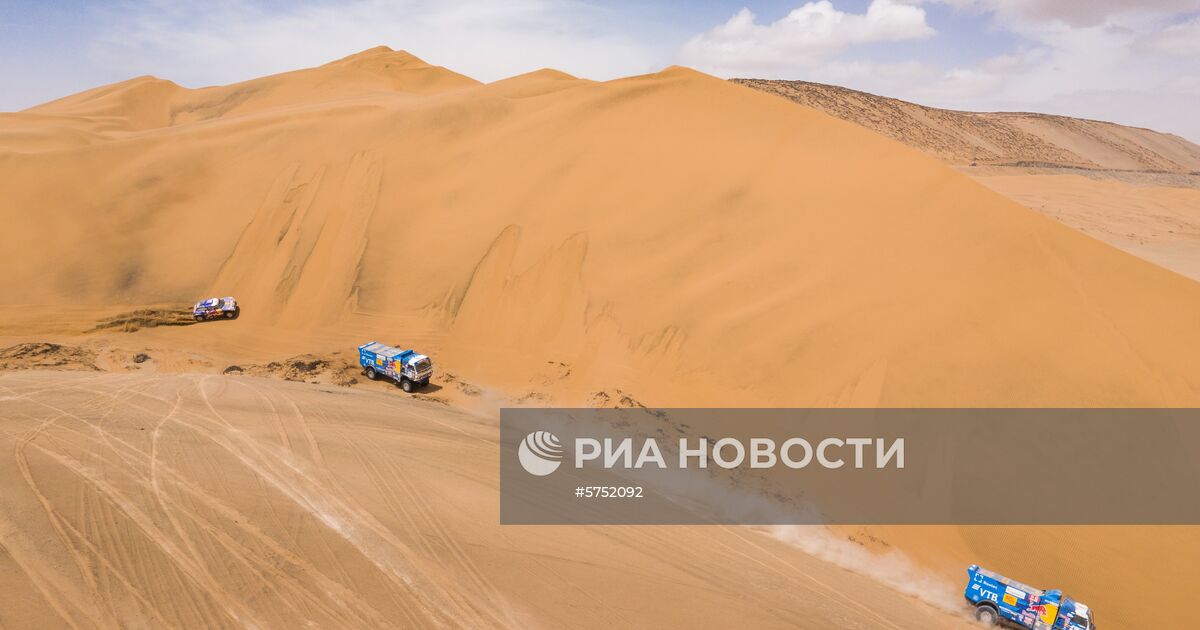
735,78,1200,173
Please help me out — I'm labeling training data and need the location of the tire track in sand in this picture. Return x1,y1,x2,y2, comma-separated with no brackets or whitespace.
10,374,375,627
12,388,266,629
65,376,405,628
194,375,477,628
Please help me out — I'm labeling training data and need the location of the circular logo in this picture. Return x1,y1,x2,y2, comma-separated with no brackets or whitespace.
518,431,564,476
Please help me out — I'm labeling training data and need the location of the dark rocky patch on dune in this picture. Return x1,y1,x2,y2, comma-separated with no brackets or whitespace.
230,352,359,386
0,342,99,371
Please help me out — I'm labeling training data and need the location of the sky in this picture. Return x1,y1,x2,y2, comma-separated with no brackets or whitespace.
2,0,1199,142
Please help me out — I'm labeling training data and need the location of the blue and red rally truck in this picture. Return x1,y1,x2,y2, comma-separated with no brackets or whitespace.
358,341,433,392
964,565,1094,629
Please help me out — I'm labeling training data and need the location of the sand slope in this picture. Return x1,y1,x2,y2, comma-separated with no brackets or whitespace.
4,48,1200,628
737,78,1200,292
0,371,974,630
971,173,1200,281
734,79,1200,172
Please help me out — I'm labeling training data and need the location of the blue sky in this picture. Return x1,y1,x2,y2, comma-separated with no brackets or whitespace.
2,1,1198,141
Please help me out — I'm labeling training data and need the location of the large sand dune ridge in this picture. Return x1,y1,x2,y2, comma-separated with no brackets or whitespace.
5,47,1200,407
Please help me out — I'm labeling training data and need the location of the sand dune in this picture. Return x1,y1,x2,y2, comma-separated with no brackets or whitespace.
734,79,1200,173
737,78,1200,286
4,47,1200,628
26,47,477,130
6,48,1200,406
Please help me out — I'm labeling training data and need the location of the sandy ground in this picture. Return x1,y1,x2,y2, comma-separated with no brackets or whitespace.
0,370,977,630
970,172,1200,282
736,78,1200,288
3,338,1196,629
4,47,1200,628
735,79,1200,172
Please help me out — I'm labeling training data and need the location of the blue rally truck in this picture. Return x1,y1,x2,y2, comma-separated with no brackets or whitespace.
358,342,433,392
965,565,1094,630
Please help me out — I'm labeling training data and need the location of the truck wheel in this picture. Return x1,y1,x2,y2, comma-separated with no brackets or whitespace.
365,367,377,380
400,378,414,393
419,378,429,387
974,605,998,625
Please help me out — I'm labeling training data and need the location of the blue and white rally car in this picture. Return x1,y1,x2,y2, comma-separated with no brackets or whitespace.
193,296,240,321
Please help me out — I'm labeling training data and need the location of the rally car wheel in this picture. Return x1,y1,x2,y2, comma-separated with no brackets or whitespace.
194,315,203,322
365,367,377,380
974,605,998,625
224,310,236,319
400,378,414,393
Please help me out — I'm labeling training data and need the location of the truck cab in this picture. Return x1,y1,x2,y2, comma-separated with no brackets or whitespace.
1058,599,1094,630
964,565,1094,630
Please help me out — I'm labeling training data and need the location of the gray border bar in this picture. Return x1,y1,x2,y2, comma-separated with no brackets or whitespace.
500,408,1200,524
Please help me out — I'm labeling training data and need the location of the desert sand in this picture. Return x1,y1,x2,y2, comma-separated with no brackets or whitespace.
0,370,985,629
970,172,1200,281
3,47,1200,628
738,78,1200,285
733,79,1200,173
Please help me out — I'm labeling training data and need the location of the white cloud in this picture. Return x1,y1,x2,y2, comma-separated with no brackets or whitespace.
1140,15,1200,55
934,15,1200,140
928,0,1200,27
677,1,1200,142
69,0,664,95
678,1,935,77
